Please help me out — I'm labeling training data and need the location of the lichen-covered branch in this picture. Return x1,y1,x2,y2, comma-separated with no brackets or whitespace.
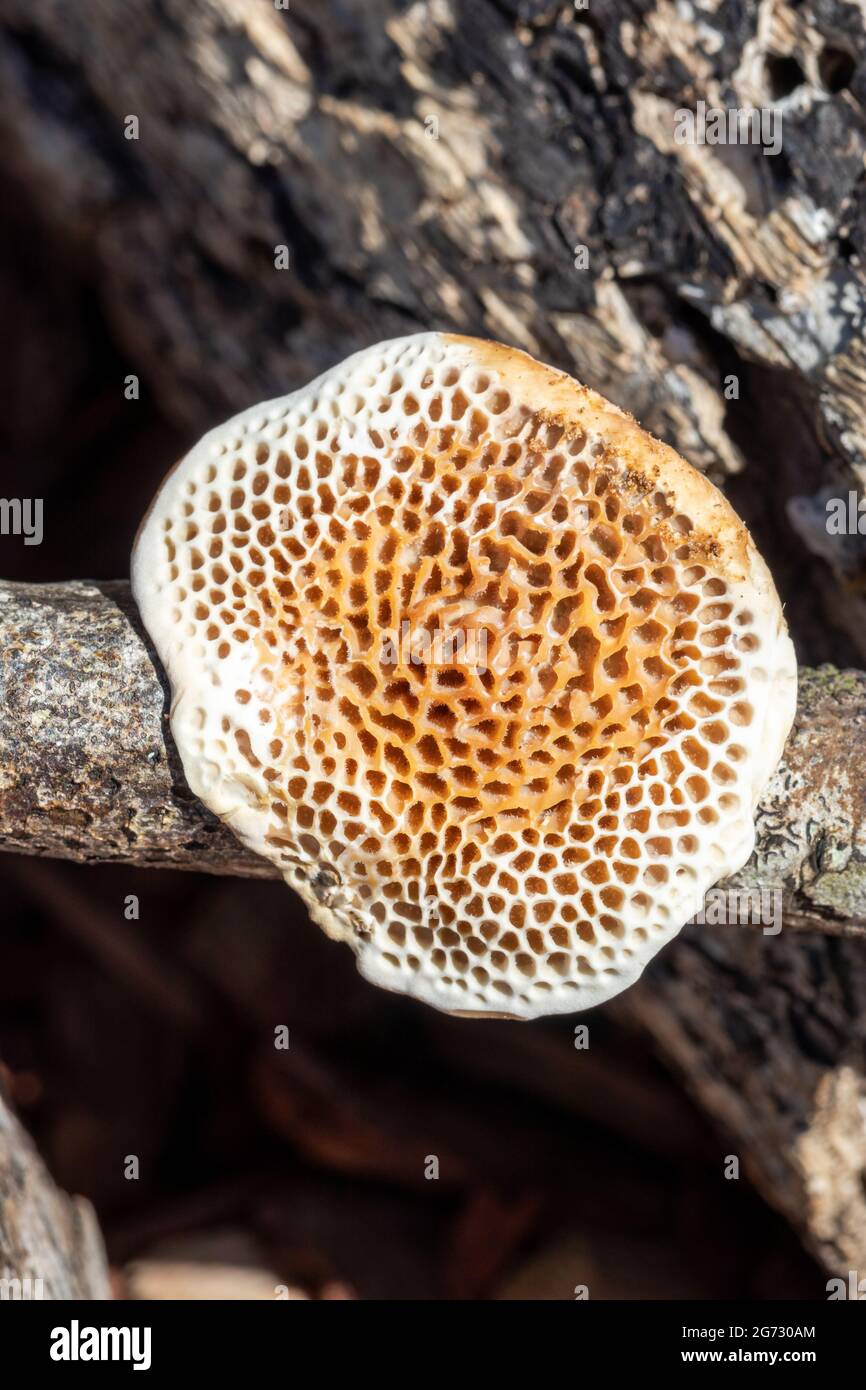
1,579,863,940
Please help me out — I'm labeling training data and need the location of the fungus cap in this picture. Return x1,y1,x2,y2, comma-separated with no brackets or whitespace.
132,333,796,1019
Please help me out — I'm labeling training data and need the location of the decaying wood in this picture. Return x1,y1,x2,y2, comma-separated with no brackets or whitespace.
0,580,266,881
1,578,864,937
618,926,866,1278
2,0,866,1285
0,1090,110,1299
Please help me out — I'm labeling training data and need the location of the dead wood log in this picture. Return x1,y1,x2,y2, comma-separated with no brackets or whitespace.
1,0,866,1282
0,1089,110,1299
618,927,866,1279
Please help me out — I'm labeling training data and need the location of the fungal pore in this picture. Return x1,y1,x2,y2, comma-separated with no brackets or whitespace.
132,334,797,1018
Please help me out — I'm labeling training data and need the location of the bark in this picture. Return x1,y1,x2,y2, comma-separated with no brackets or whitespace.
0,579,270,881
619,927,866,1278
0,1091,110,1299
2,0,866,1280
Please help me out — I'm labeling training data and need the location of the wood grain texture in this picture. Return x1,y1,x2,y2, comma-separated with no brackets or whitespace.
619,924,866,1276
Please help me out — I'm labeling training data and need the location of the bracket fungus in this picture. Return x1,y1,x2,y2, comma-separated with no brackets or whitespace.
132,334,797,1019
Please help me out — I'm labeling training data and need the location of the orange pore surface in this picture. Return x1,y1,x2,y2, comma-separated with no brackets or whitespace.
240,410,742,912
149,335,771,1015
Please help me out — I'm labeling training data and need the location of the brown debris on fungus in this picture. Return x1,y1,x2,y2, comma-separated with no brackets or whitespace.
132,334,797,1018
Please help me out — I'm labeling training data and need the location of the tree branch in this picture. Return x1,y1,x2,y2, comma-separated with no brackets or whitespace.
0,579,270,881
0,579,863,939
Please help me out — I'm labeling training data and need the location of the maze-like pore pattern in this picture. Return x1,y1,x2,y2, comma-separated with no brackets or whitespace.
135,334,785,1018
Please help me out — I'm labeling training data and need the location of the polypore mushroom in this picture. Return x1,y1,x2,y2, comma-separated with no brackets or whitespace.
132,334,796,1019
